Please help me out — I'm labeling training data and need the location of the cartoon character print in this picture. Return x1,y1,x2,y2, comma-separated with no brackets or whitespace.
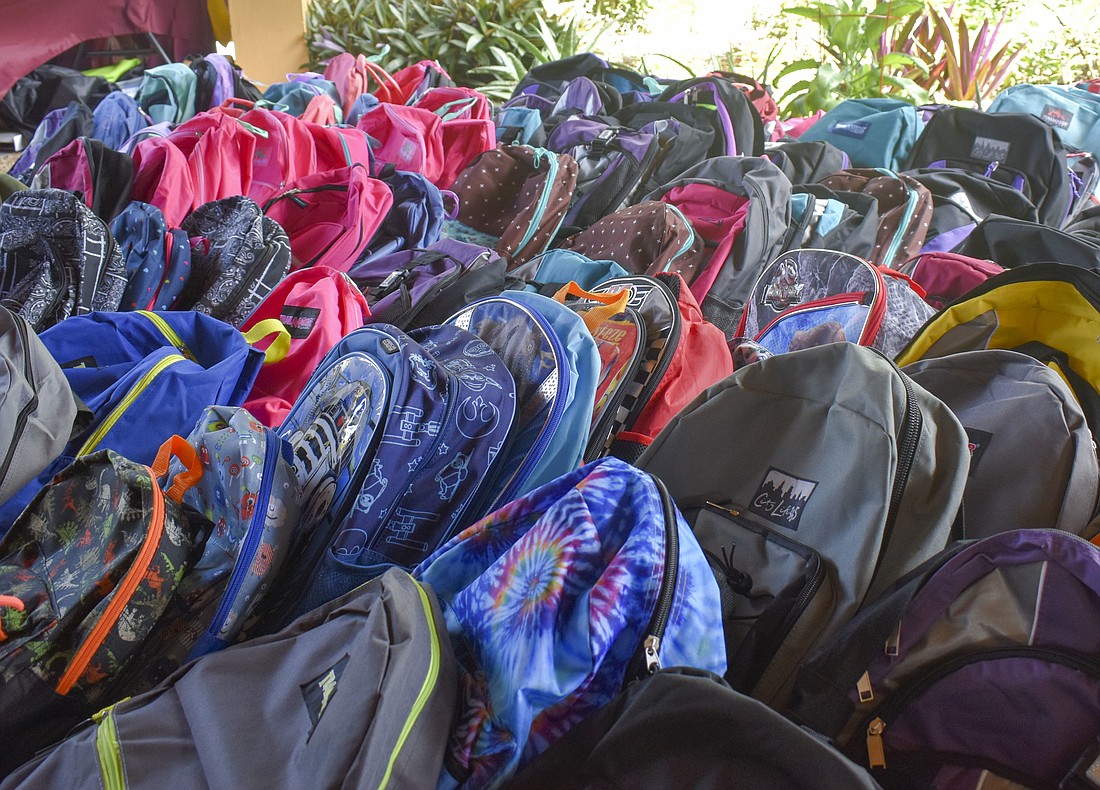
443,358,505,393
356,459,389,514
408,353,437,388
435,454,470,502
762,255,804,312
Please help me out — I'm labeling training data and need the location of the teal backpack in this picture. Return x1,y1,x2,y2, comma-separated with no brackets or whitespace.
136,64,198,125
799,98,924,171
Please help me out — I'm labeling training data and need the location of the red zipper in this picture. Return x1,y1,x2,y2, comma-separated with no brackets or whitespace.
55,470,166,695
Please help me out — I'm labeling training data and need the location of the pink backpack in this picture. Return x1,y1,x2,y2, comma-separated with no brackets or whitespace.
659,183,751,302
213,103,318,205
300,94,343,125
131,137,195,227
357,104,445,184
183,114,258,211
308,122,374,173
899,251,1005,310
323,52,379,116
240,266,370,427
263,164,393,271
414,86,496,188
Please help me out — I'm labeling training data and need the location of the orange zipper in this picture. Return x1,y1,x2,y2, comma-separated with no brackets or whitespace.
56,470,166,695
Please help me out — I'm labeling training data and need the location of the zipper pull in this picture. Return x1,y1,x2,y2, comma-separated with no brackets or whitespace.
867,718,887,768
885,623,901,656
705,501,741,517
856,671,874,703
643,635,662,674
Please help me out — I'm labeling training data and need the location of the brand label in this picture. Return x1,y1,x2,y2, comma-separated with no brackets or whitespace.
964,427,993,473
828,120,871,140
748,467,818,530
970,136,1011,162
1040,104,1074,130
280,305,321,340
301,654,350,740
60,355,98,369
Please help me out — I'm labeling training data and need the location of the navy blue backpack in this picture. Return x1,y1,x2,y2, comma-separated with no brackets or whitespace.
109,201,193,311
358,169,446,264
91,92,150,151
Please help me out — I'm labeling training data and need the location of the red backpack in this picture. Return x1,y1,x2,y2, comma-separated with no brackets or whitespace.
130,136,195,227
899,251,1005,310
414,87,496,188
358,104,446,184
263,164,393,272
239,266,370,427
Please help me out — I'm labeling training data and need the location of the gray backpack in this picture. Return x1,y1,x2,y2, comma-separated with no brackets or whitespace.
2,569,456,790
904,349,1100,539
0,304,85,509
636,341,969,709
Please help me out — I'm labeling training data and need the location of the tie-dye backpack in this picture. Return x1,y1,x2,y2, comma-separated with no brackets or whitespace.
414,458,727,789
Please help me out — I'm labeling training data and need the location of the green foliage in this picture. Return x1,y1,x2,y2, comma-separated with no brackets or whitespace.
305,0,575,94
776,0,929,115
1006,3,1100,85
587,0,651,32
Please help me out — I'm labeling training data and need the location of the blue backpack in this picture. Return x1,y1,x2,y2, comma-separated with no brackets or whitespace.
280,323,517,614
91,92,150,151
414,458,727,788
358,169,445,264
800,98,924,171
513,248,631,293
259,78,343,118
136,64,198,124
989,83,1100,158
110,201,193,311
446,291,599,509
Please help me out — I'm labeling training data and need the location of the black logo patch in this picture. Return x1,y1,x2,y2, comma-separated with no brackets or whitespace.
301,654,350,740
380,337,400,354
1040,104,1074,130
964,427,993,473
60,355,97,369
970,136,1011,162
280,305,322,340
748,467,818,530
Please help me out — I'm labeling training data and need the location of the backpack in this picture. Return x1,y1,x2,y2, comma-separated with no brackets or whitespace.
188,53,262,112
545,117,667,232
351,239,511,331
239,265,370,428
178,196,292,327
817,169,934,268
783,184,881,260
737,249,936,359
903,167,1040,253
895,262,1100,443
505,667,880,790
0,437,212,776
600,272,734,462
169,406,303,657
413,86,497,189
656,76,765,158
0,175,25,204
556,200,704,283
0,305,85,508
0,64,110,137
136,64,198,124
643,156,793,335
284,324,517,613
129,136,196,228
0,188,126,332
954,212,1100,269
905,106,1072,228
896,250,1003,310
800,98,924,171
904,349,1100,538
258,76,342,117
763,139,851,184
357,104,446,184
636,342,969,705
442,145,579,267
262,164,393,272
8,101,94,183
512,248,630,293
109,201,194,311
414,458,727,789
446,292,598,507
168,112,260,211
988,83,1100,158
357,168,446,263
1,568,457,790
788,529,1100,789
90,91,150,151
31,137,134,221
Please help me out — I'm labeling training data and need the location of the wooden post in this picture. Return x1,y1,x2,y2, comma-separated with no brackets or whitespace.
226,0,312,86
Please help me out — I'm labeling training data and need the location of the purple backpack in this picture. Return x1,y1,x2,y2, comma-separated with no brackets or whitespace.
790,529,1100,789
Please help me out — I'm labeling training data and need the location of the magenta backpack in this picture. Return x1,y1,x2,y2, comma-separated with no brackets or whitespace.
899,251,1005,310
239,265,370,427
263,164,393,271
130,136,195,228
413,86,496,188
357,103,446,184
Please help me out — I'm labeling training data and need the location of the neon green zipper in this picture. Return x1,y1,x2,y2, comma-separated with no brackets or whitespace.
93,703,126,790
136,311,196,361
375,579,442,790
78,354,186,456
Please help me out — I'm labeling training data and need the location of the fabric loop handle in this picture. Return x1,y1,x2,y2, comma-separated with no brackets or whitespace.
553,282,630,333
242,319,293,365
151,435,203,503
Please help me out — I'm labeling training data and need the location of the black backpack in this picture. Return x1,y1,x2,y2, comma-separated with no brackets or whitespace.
186,53,263,112
504,667,880,790
765,139,851,184
0,189,126,331
784,184,880,260
0,64,110,137
954,213,1100,269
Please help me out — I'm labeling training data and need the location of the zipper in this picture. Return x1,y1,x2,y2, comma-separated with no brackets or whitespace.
874,169,919,266
374,578,442,790
862,646,1100,771
663,204,698,270
136,310,196,361
78,354,187,456
867,363,923,593
754,292,872,341
627,474,679,680
205,428,279,641
668,82,737,156
0,316,37,483
210,244,278,322
57,467,166,694
513,147,559,257
93,702,126,790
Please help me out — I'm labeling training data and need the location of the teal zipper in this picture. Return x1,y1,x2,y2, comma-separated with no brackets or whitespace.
513,147,559,256
663,204,698,271
875,168,919,266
